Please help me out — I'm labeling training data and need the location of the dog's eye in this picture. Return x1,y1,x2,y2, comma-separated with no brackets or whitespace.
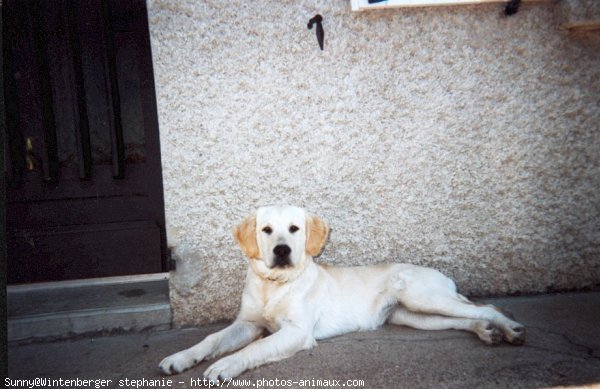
289,225,299,233
262,226,273,234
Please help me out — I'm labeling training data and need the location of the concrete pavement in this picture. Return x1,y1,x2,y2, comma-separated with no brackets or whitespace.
7,292,600,389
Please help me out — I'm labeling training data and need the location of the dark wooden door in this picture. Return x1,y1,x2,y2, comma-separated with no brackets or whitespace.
4,0,168,284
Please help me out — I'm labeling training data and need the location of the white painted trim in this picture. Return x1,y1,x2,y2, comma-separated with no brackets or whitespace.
7,272,170,293
351,0,550,12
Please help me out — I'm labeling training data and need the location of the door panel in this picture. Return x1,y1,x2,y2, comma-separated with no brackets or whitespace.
4,0,168,284
7,222,162,283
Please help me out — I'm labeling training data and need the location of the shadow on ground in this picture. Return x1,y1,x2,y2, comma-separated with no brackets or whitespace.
8,293,600,388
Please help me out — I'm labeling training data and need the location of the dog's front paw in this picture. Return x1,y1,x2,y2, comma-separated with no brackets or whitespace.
159,351,198,375
204,356,246,382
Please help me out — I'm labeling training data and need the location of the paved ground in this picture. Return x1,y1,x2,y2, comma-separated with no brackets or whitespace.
7,292,600,389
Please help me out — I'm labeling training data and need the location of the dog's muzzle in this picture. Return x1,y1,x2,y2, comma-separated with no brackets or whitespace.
272,244,291,268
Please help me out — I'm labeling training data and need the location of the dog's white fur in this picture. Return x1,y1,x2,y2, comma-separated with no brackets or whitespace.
160,205,525,380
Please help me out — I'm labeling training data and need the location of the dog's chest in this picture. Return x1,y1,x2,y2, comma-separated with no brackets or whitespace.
258,282,295,332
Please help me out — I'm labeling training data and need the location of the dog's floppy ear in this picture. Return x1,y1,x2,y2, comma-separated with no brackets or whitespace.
234,215,260,259
306,214,329,257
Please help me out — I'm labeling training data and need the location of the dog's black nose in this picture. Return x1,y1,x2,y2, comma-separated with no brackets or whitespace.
273,244,291,258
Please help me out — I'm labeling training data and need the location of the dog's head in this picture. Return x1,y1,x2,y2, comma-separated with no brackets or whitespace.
234,206,329,281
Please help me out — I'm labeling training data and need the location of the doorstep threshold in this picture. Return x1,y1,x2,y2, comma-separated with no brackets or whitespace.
8,272,170,291
7,273,172,342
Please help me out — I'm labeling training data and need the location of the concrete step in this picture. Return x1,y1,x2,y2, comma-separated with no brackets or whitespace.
7,273,172,342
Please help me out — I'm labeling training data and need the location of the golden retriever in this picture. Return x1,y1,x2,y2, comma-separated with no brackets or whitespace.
160,205,525,381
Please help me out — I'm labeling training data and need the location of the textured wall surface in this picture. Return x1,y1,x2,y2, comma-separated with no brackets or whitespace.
557,0,600,25
147,0,600,326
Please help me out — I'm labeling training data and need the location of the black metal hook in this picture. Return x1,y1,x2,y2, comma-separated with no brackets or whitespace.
505,0,521,16
307,14,324,50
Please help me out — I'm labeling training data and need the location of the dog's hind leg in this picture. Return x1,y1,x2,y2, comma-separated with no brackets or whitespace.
388,306,503,345
420,296,525,345
390,266,526,345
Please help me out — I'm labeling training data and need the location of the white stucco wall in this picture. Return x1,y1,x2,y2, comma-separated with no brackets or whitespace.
147,0,600,325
